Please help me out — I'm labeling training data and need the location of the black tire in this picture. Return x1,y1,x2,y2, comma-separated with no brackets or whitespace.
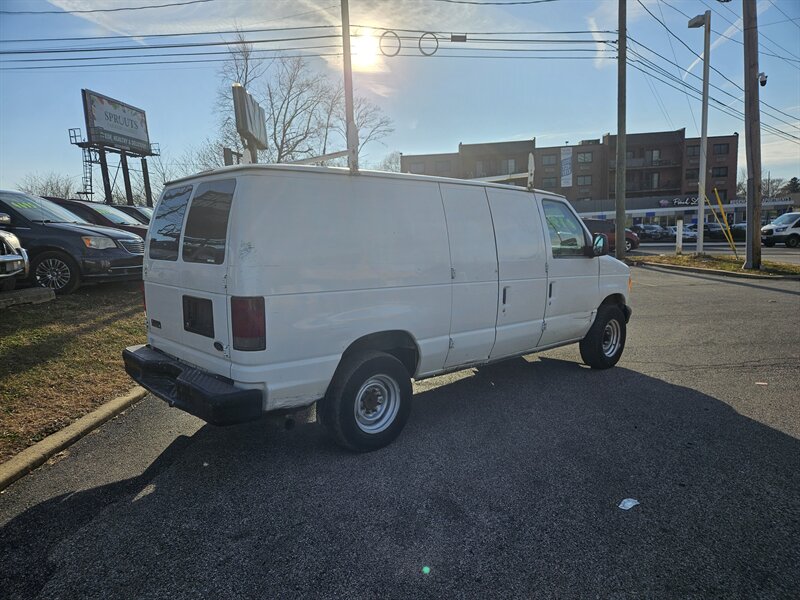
580,305,627,369
319,351,412,452
1,277,16,292
786,235,799,248
31,251,80,294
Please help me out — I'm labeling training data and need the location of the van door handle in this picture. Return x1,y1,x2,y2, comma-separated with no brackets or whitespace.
502,286,509,305
549,282,554,298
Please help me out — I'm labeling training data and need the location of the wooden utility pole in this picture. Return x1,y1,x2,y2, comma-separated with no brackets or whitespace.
743,0,762,269
615,0,627,260
341,0,359,174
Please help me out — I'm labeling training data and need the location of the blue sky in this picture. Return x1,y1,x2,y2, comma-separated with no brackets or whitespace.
1,0,798,193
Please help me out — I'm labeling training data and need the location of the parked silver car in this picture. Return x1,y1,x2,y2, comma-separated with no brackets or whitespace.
0,216,29,291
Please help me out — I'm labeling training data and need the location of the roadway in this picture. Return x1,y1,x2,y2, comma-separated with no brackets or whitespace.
1,268,799,598
633,241,800,265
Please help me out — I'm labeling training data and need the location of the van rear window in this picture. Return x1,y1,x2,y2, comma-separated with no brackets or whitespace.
149,185,193,261
182,179,236,265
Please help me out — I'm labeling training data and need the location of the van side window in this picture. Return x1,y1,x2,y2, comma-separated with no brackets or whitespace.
149,185,193,261
542,199,587,258
182,179,236,265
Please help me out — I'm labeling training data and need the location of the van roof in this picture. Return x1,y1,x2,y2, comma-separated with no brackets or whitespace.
163,163,565,198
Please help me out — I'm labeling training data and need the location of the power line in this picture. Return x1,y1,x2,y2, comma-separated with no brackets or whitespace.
656,0,699,136
428,0,558,5
0,34,342,56
706,0,800,59
659,0,800,68
0,0,213,15
627,34,800,126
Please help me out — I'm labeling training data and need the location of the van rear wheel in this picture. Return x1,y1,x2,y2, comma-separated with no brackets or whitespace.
579,305,626,369
319,351,412,452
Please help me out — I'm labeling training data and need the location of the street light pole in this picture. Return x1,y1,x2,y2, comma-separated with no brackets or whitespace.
340,0,359,174
743,0,762,269
615,0,627,261
689,10,711,254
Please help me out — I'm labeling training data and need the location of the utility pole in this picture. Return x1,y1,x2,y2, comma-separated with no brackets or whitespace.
689,10,710,254
743,0,762,269
341,0,359,174
615,0,627,261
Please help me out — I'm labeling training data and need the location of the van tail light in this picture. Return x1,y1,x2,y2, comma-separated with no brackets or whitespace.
231,296,266,351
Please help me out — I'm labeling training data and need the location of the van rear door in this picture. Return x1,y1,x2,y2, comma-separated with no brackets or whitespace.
145,179,236,377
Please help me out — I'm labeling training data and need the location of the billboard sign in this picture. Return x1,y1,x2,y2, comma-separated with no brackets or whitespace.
82,89,151,155
560,147,573,188
232,84,267,151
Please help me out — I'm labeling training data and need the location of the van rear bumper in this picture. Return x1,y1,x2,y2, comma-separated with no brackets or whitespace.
122,344,263,425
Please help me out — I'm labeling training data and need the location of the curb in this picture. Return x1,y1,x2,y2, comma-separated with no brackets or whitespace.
0,386,148,492
632,261,800,280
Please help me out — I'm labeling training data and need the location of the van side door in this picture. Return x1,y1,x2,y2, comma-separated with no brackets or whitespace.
486,187,548,359
537,197,599,346
439,183,499,368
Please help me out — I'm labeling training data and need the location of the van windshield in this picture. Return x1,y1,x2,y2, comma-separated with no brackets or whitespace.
772,213,799,226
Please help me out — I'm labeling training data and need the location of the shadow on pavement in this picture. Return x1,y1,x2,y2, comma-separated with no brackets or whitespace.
2,357,798,598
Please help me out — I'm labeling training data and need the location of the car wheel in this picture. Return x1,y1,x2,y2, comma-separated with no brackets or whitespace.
319,351,412,452
1,278,16,292
786,235,799,248
580,305,626,370
31,251,80,294
625,239,632,253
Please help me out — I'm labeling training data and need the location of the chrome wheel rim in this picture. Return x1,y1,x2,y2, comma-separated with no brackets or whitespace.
602,319,622,358
35,258,71,290
625,240,632,252
354,375,400,434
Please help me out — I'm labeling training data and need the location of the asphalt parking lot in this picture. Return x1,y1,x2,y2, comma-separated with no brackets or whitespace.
634,241,800,265
1,267,799,598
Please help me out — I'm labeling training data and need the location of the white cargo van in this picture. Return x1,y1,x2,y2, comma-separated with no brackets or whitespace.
124,165,632,451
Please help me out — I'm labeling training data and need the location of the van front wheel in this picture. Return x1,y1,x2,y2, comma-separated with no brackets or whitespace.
579,305,626,369
319,351,412,452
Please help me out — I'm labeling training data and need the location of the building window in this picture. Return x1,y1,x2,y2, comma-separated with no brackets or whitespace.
409,162,425,174
712,166,728,177
626,150,634,159
717,189,728,201
576,175,592,186
713,143,729,155
577,152,593,164
435,160,451,176
686,168,699,181
647,149,661,164
646,172,660,188
687,145,700,157
542,154,557,166
475,159,489,177
499,158,516,175
542,176,558,189
577,197,592,202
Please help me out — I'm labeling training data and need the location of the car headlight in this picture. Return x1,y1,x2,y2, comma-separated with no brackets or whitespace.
774,226,788,232
81,236,117,249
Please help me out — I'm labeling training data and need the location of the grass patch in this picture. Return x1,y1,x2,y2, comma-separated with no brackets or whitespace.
634,253,800,276
0,282,145,463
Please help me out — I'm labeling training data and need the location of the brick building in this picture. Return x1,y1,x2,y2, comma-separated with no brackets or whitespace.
400,129,744,224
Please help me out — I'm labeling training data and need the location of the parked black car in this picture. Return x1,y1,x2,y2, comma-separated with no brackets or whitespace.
48,198,149,239
0,191,144,294
112,204,153,225
631,224,669,241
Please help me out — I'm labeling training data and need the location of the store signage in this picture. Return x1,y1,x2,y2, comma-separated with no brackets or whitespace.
673,197,699,207
560,147,572,188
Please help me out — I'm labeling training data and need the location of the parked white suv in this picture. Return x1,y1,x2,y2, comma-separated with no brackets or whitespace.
124,166,632,451
761,212,800,248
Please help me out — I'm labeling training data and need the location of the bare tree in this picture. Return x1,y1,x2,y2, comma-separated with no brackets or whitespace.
17,172,78,199
376,151,401,172
348,96,395,157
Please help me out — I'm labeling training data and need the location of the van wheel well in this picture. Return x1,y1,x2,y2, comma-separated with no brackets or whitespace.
339,331,419,378
600,293,630,323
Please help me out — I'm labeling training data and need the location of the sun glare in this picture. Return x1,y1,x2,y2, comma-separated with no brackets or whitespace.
351,30,381,71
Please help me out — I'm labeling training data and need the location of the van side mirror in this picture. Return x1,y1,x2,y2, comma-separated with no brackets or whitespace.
586,233,608,257
0,213,10,227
